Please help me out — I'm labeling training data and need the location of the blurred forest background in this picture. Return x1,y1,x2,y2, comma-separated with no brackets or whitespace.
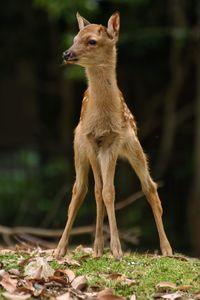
0,0,200,257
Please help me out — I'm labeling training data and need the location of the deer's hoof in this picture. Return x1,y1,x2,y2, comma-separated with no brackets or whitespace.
94,239,104,257
161,241,173,256
110,239,123,260
53,245,67,259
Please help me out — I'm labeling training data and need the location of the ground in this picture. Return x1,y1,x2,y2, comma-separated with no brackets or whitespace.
0,246,199,299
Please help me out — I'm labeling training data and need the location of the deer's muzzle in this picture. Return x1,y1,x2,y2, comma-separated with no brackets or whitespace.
63,50,78,62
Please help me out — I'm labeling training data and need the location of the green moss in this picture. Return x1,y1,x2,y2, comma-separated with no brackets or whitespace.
72,252,200,298
0,251,199,299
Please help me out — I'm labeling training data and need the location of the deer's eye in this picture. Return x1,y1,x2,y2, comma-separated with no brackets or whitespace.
88,39,97,46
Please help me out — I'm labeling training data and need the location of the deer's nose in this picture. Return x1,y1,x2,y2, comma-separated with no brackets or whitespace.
63,50,76,61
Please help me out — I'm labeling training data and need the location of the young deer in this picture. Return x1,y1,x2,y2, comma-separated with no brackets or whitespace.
54,12,172,259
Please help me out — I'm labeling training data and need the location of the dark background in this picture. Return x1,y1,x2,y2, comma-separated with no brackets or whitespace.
0,0,200,257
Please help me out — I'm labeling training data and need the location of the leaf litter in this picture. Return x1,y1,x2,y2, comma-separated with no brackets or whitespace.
0,246,199,299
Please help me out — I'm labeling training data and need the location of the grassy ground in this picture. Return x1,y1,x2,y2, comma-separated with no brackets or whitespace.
72,250,200,299
0,248,199,299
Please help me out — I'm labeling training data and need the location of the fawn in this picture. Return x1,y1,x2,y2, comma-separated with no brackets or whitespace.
54,12,172,259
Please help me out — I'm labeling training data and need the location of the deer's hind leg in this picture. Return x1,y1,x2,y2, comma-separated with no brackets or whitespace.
123,132,172,256
54,136,89,258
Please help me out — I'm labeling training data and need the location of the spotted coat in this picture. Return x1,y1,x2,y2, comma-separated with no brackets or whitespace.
79,89,137,134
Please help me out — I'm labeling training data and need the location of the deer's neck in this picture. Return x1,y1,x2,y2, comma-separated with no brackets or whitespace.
85,50,120,110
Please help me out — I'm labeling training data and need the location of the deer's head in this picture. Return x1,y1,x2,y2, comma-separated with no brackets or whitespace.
63,12,120,67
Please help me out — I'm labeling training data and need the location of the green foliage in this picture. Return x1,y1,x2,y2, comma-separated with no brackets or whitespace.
33,0,98,21
0,150,72,227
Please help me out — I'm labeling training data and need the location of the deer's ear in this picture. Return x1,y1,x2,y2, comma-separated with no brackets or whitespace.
76,12,90,30
107,12,120,38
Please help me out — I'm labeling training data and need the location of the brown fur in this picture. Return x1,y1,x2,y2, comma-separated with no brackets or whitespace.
54,12,172,258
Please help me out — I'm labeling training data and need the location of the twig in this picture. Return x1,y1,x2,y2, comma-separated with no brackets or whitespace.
0,225,95,238
116,181,163,211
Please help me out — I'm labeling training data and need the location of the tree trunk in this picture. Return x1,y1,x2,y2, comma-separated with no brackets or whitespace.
189,3,200,256
155,0,188,177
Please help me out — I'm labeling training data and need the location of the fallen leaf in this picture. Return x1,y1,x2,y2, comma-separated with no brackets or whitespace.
156,282,177,290
24,257,54,280
0,249,16,255
107,273,122,280
55,292,71,300
98,294,125,300
0,272,18,293
74,245,93,254
106,273,136,287
169,255,189,262
40,249,54,256
84,291,99,298
78,254,91,262
58,256,80,267
161,291,184,299
71,275,87,290
54,269,76,282
0,269,6,276
194,294,200,300
2,292,31,300
8,269,20,276
98,289,115,297
97,288,125,300
177,285,192,291
154,292,167,299
122,278,136,287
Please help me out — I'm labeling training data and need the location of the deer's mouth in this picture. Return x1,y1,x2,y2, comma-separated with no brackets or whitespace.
63,58,79,64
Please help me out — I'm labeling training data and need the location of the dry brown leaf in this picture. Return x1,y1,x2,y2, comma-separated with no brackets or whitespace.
169,255,189,262
0,249,16,255
0,269,6,276
2,291,31,300
8,269,20,276
24,257,54,280
48,275,70,286
121,277,136,287
106,273,136,287
98,294,125,300
98,289,115,296
154,292,167,299
40,249,55,256
0,271,18,293
194,294,200,300
78,254,91,262
74,245,93,254
106,273,122,280
156,282,177,290
55,292,71,300
58,256,80,267
71,275,87,290
97,288,125,300
176,285,192,291
54,269,76,282
84,291,99,298
161,291,184,299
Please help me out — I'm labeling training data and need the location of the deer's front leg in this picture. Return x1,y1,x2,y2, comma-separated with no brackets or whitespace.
99,150,122,259
94,180,105,257
54,138,89,258
88,148,105,257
